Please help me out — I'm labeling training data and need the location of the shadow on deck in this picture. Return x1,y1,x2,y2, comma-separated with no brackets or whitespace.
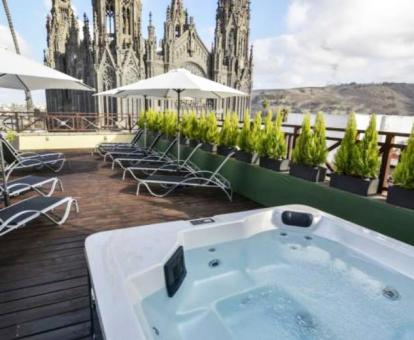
0,152,260,340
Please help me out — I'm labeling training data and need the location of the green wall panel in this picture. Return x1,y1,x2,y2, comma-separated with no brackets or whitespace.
157,139,414,245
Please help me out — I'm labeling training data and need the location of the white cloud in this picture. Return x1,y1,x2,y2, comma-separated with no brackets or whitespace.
253,0,414,89
0,25,31,56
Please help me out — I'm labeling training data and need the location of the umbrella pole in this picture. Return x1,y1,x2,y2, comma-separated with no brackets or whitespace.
177,90,182,164
143,95,148,149
0,139,10,206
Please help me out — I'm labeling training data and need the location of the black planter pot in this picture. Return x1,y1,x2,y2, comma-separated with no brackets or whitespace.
217,145,234,156
259,157,290,172
163,136,175,143
189,139,199,148
290,164,326,182
330,173,379,196
201,144,214,152
387,185,414,210
234,150,254,163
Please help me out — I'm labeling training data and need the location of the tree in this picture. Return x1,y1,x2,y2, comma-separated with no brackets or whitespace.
238,114,251,152
197,112,208,141
137,111,147,129
264,110,287,159
262,98,269,111
311,112,327,166
180,111,193,139
292,114,314,166
204,112,219,145
219,113,239,147
250,112,263,153
355,114,379,178
334,112,359,175
162,111,177,137
393,125,414,189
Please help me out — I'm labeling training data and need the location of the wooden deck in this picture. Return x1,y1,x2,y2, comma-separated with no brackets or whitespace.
0,152,260,340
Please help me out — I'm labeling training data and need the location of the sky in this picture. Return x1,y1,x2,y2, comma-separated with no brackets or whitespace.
1,0,414,107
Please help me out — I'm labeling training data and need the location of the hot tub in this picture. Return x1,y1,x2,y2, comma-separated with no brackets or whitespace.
85,205,414,340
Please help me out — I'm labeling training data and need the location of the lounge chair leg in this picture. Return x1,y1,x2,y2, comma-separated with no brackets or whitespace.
58,179,64,192
136,183,141,196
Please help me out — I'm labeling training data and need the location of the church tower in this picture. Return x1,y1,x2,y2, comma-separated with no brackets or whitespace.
92,0,145,114
45,0,253,117
213,0,253,115
45,0,95,112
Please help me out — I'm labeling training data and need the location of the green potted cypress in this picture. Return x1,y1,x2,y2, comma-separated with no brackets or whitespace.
235,114,254,163
162,111,178,142
218,112,238,156
200,112,219,152
259,110,289,171
331,113,380,196
387,125,414,209
290,113,327,182
187,111,200,148
180,112,192,146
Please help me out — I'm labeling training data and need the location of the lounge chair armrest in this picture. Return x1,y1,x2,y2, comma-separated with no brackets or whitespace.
18,152,41,158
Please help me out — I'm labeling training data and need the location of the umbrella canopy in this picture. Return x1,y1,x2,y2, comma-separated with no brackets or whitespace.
95,68,247,165
0,48,94,206
95,68,247,99
0,48,94,91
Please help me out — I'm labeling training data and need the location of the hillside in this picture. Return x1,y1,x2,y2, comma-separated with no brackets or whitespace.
252,83,414,116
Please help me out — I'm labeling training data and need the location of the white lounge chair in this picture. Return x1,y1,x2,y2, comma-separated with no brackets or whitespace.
103,132,163,162
1,137,65,181
1,175,63,198
132,152,234,201
122,143,202,178
0,196,79,237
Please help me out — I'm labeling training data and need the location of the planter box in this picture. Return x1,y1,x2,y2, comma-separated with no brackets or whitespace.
234,150,254,163
330,173,379,196
217,145,234,156
201,144,214,152
290,164,326,182
259,157,290,172
387,186,414,210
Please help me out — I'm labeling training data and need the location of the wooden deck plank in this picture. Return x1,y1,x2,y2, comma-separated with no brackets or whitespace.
0,152,260,339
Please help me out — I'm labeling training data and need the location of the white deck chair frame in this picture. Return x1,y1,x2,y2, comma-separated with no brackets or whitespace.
1,138,65,181
103,132,163,162
112,137,179,170
93,129,143,157
134,152,234,201
0,196,79,237
122,143,203,179
1,176,64,198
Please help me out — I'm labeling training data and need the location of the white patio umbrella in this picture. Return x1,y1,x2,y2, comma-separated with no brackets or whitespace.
0,48,94,205
0,48,94,91
96,68,247,161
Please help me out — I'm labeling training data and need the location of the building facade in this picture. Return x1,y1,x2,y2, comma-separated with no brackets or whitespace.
45,0,253,117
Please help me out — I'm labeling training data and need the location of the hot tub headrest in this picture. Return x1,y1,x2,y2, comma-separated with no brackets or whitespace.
281,211,314,227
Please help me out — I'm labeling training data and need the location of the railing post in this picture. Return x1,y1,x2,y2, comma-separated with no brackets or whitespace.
378,134,394,194
128,114,132,132
14,112,20,132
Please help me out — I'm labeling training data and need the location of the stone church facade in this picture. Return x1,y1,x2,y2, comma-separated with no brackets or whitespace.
45,0,253,117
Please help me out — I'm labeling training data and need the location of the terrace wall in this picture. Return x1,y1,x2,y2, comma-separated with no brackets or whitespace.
18,132,133,150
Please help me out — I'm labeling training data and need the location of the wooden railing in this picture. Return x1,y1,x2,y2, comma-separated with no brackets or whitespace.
0,111,139,132
0,111,410,193
279,124,410,194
